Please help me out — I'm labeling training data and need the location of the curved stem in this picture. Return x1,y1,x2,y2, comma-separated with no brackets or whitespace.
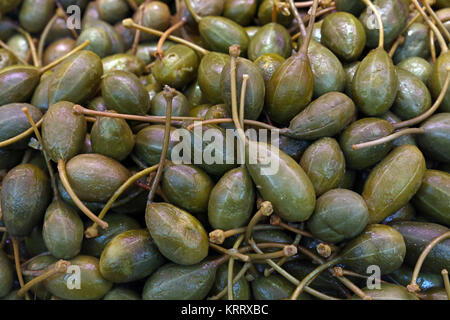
85,164,159,238
423,0,450,42
57,159,109,230
209,242,250,262
155,19,186,60
209,225,283,244
352,128,424,150
409,0,448,52
229,45,247,145
430,30,437,63
388,35,404,57
334,273,372,300
55,1,79,39
290,257,341,300
125,0,138,11
38,13,58,65
290,6,336,41
246,245,297,260
408,231,450,293
288,0,307,39
39,40,90,74
131,3,144,56
299,0,319,54
183,0,202,23
0,39,29,65
146,86,175,204
209,262,251,300
245,201,273,243
239,75,248,132
264,233,302,277
186,118,279,131
12,237,30,300
0,118,43,148
394,69,450,129
441,269,450,300
21,108,59,200
362,0,384,48
17,28,39,67
18,260,70,297
228,234,245,300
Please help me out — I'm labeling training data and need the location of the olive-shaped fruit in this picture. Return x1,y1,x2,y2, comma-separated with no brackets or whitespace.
134,1,170,42
198,52,230,104
77,27,112,58
381,202,415,224
0,0,21,14
387,265,444,291
97,0,130,24
0,49,17,71
393,22,430,64
19,0,55,34
380,111,417,147
430,51,450,112
1,164,51,236
362,144,426,223
343,61,360,98
321,12,366,62
162,163,214,214
248,23,292,61
190,104,212,118
24,226,47,257
0,250,14,298
145,203,209,265
150,90,190,117
42,101,87,162
351,283,419,300
102,70,150,115
103,287,141,300
44,255,112,300
212,263,251,300
308,189,369,243
417,113,450,163
223,0,257,26
83,19,124,54
254,53,285,85
134,125,179,166
245,26,260,40
43,200,84,259
208,167,255,230
142,262,216,300
257,0,293,27
90,114,135,161
180,0,224,26
43,38,76,66
31,71,53,113
99,229,165,283
252,275,311,300
335,0,365,15
23,255,57,300
397,56,432,84
0,66,40,105
300,138,346,196
185,80,207,107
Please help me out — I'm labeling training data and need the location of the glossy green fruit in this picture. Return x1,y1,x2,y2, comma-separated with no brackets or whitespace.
381,202,415,224
132,43,176,66
145,203,209,265
417,113,450,163
134,125,179,166
43,38,76,66
208,167,255,230
190,104,212,118
391,221,450,274
87,96,108,112
351,47,398,116
150,90,190,117
31,71,53,113
265,50,314,125
44,255,112,300
198,52,230,104
185,80,207,107
335,0,365,15
339,118,394,170
90,114,135,161
221,56,265,120
42,101,87,162
1,164,50,237
321,12,366,62
352,283,419,300
312,20,322,42
142,262,216,300
248,23,292,61
46,17,74,44
257,0,293,27
284,92,356,140
223,0,257,26
103,287,141,300
397,57,432,84
102,70,150,115
252,275,311,300
362,145,426,223
0,250,14,298
0,0,21,14
300,138,345,196
359,0,409,48
340,224,406,275
212,263,251,300
0,18,16,41
65,153,130,202
337,169,356,189
19,0,54,33
198,17,250,55
99,229,165,283
152,44,199,90
308,189,369,243
245,26,260,40
254,53,284,85
48,51,103,105
23,226,47,257
97,0,130,24
23,255,57,300
387,265,444,291
114,21,135,51
77,28,112,58
246,141,316,222
413,170,450,227
430,51,450,112
43,200,84,259
135,1,170,42
417,288,449,300
7,34,29,62
343,61,360,98
84,19,124,54
161,163,214,214
0,66,40,105
391,68,431,120
0,49,17,70
0,103,42,150
380,111,417,147
393,23,430,64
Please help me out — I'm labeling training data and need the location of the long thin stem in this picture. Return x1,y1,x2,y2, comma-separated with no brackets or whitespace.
423,0,450,42
57,159,109,229
290,6,336,41
299,0,319,54
239,75,249,132
388,36,404,57
394,68,450,129
289,0,307,39
246,245,297,260
131,3,144,56
209,225,283,244
245,202,273,243
264,233,302,277
228,234,245,300
441,269,450,300
0,119,43,148
18,260,70,297
335,274,372,300
209,262,251,300
229,45,247,144
12,238,30,300
147,86,175,204
183,0,202,23
0,39,29,65
352,128,424,150
362,0,384,48
409,0,448,52
85,164,159,238
38,13,59,66
17,28,39,67
209,242,250,262
430,30,437,63
39,40,90,74
155,19,186,59
122,18,209,55
185,118,279,131
73,104,202,123
408,231,450,293
22,108,59,200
